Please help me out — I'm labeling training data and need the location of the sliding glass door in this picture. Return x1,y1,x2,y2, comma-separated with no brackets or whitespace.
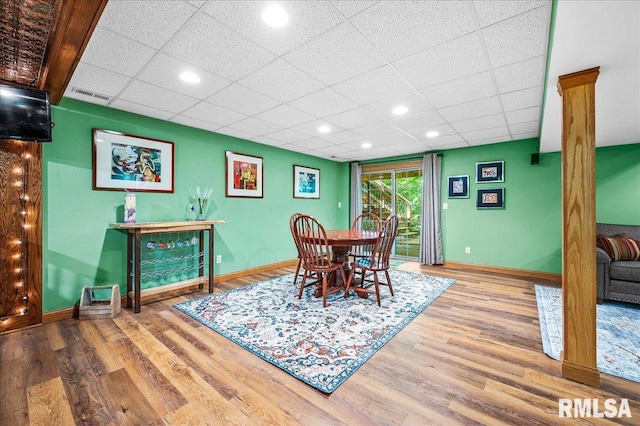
361,167,423,260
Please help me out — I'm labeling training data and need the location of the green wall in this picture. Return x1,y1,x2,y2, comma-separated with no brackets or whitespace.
44,98,350,312
439,139,640,273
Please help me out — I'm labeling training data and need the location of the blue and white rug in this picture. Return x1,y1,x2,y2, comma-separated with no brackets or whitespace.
175,270,455,393
535,285,640,383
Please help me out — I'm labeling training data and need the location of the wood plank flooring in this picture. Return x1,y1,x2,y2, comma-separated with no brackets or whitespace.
1,262,639,425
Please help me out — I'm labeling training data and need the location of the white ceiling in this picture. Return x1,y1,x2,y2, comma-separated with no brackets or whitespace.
64,0,582,162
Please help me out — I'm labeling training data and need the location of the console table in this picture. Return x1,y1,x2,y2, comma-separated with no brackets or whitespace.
110,220,225,313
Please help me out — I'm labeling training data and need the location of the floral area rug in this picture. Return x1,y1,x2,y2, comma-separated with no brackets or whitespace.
535,285,640,383
174,270,455,393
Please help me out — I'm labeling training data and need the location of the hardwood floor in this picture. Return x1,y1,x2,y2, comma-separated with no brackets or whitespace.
1,263,639,425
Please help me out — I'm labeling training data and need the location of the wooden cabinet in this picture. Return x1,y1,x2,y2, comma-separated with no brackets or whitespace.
110,220,225,313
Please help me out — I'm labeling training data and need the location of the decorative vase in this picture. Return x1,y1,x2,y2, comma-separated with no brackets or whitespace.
124,191,136,223
196,213,205,221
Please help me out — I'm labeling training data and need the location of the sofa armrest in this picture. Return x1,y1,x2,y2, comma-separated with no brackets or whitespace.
596,247,612,264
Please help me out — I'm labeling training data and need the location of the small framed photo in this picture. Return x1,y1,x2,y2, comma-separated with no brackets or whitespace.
477,188,505,209
93,129,174,192
476,161,504,183
226,151,263,198
447,175,469,198
293,165,320,199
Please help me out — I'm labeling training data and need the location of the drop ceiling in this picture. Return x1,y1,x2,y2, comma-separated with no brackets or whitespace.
61,0,639,162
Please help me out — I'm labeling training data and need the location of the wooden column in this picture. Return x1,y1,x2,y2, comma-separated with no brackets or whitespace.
557,67,600,386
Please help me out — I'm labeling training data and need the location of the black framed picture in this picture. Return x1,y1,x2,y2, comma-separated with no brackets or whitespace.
476,188,505,209
447,175,469,198
476,161,504,183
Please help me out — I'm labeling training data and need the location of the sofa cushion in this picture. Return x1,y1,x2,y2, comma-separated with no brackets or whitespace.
597,235,640,261
609,261,640,281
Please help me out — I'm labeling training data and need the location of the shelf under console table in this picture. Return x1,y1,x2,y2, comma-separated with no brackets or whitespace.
110,220,225,313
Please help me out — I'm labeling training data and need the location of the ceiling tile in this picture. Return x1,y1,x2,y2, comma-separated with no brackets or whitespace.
239,59,325,103
290,120,344,138
67,62,131,97
494,56,545,93
163,13,276,80
324,107,380,129
406,123,458,141
110,98,175,121
181,101,247,126
394,32,490,89
261,128,309,143
351,121,399,138
365,92,434,120
252,136,290,147
98,0,197,49
463,126,510,143
367,132,418,146
332,65,415,105
227,117,283,136
284,22,388,85
506,106,540,125
80,27,157,77
170,115,223,133
438,96,503,122
202,1,345,56
206,84,281,116
285,138,335,150
452,113,507,133
254,104,315,128
330,1,377,18
509,121,538,134
501,86,542,111
512,131,539,141
482,6,550,68
473,0,549,28
318,130,363,145
215,127,258,141
350,0,477,62
419,71,496,109
137,53,230,100
388,110,446,132
288,87,358,118
423,133,465,147
119,80,199,114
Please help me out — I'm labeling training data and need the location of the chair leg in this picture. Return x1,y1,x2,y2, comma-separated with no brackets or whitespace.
384,269,394,296
293,257,302,285
298,270,308,299
322,274,328,308
373,272,382,307
344,267,354,298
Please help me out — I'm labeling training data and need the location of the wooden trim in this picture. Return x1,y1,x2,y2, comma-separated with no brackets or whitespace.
127,277,207,300
557,67,600,386
39,0,108,104
43,306,77,324
443,261,561,284
362,160,422,173
215,259,299,283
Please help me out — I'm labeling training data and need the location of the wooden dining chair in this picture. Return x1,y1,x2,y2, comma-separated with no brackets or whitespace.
293,215,347,308
289,212,305,285
350,212,382,264
345,214,399,307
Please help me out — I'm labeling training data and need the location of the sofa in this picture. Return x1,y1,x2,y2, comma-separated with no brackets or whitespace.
596,223,640,305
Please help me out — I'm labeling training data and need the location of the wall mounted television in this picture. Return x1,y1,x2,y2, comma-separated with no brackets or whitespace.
0,84,52,142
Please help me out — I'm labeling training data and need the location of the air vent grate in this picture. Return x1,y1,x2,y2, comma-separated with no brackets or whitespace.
70,87,111,102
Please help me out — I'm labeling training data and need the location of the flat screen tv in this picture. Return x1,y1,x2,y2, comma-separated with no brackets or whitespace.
0,84,52,142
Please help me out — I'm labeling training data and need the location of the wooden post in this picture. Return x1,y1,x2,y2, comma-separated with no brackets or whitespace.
557,67,600,387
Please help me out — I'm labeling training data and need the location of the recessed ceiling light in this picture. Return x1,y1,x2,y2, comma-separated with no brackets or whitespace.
361,142,372,149
262,4,289,28
180,71,200,84
392,105,408,115
425,130,440,138
318,125,331,134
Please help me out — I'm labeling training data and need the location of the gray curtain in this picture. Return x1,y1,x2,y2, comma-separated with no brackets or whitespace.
420,153,443,265
350,163,362,225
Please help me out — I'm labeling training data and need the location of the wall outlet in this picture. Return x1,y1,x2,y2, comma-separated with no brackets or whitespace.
216,255,222,264
465,247,471,254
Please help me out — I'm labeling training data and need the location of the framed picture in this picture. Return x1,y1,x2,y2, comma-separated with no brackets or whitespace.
93,129,174,192
476,188,505,209
447,175,469,198
476,161,504,183
293,165,320,199
225,151,263,198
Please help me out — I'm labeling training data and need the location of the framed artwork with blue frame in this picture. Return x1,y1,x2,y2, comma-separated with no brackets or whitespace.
476,188,505,209
293,165,320,199
447,175,469,198
476,161,504,183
